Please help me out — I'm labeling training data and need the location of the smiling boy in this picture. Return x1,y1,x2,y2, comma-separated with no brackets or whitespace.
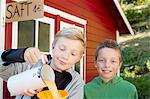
84,40,138,99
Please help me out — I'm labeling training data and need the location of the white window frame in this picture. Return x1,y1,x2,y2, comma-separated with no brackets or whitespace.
44,5,87,25
35,17,55,54
12,16,55,54
0,0,5,50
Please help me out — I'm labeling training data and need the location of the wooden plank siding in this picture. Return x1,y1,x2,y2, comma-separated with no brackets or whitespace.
44,0,116,82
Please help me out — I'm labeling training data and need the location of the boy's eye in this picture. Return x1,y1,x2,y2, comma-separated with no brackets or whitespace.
59,46,65,51
112,60,117,63
97,59,104,64
98,59,104,62
71,52,77,56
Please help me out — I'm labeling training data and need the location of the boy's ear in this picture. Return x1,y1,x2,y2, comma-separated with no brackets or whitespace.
118,61,123,69
94,61,98,67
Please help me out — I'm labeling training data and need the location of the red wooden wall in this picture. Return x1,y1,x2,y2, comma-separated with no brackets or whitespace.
3,0,14,98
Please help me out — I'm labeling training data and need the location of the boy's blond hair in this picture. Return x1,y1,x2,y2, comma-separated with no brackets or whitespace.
54,27,86,48
95,39,122,62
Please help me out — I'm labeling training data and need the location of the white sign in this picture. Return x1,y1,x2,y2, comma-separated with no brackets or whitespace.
6,0,44,23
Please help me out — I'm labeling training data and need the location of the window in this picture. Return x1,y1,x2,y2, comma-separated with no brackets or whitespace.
18,20,35,47
36,17,54,54
38,22,50,52
12,17,54,54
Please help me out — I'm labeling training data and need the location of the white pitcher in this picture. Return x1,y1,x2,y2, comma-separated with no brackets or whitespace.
7,60,55,96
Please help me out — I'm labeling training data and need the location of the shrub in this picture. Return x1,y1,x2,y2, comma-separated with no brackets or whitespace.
122,76,150,99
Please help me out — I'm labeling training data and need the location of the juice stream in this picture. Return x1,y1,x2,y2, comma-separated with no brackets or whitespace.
44,80,60,99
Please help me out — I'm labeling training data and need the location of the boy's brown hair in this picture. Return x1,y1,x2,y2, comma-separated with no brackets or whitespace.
95,39,122,62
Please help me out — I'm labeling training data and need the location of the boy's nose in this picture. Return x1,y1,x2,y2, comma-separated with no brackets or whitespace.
105,61,111,68
62,52,69,60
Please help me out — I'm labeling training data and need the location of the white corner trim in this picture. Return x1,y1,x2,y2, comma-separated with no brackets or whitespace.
0,0,5,98
113,0,134,35
116,30,120,76
12,22,18,49
44,5,87,25
0,0,6,50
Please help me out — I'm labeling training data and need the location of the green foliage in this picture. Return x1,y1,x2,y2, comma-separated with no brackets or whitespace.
120,33,150,98
121,0,150,32
121,0,150,5
122,76,150,98
122,48,150,66
125,6,150,24
120,1,150,98
146,61,150,71
132,0,150,5
125,9,141,24
120,47,150,98
120,33,150,68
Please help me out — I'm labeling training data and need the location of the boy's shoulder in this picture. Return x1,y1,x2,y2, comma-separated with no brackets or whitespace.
84,77,99,88
119,77,137,91
84,77,136,89
66,68,84,82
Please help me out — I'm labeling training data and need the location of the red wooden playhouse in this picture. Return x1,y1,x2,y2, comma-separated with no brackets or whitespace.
0,0,133,98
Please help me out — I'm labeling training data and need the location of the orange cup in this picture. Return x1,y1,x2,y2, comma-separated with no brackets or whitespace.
37,90,68,99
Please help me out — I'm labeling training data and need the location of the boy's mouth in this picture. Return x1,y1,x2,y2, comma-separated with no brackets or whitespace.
59,60,67,65
102,69,112,74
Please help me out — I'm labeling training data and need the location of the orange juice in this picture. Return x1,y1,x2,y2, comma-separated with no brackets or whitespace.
37,80,68,99
45,80,60,99
37,90,68,99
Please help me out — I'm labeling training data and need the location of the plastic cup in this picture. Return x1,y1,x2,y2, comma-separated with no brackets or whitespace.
37,90,68,99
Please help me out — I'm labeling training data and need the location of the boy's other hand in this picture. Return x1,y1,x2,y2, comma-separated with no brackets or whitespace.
24,47,48,65
23,89,43,96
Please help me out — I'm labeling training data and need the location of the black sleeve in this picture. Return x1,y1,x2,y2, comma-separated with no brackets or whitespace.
1,48,27,66
47,54,52,61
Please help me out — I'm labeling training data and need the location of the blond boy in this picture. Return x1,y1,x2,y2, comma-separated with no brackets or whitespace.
0,27,85,99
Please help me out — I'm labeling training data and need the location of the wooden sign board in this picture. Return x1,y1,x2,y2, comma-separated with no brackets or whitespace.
6,0,44,23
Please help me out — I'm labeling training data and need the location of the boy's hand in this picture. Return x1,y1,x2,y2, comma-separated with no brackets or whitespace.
24,47,48,65
23,89,43,96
